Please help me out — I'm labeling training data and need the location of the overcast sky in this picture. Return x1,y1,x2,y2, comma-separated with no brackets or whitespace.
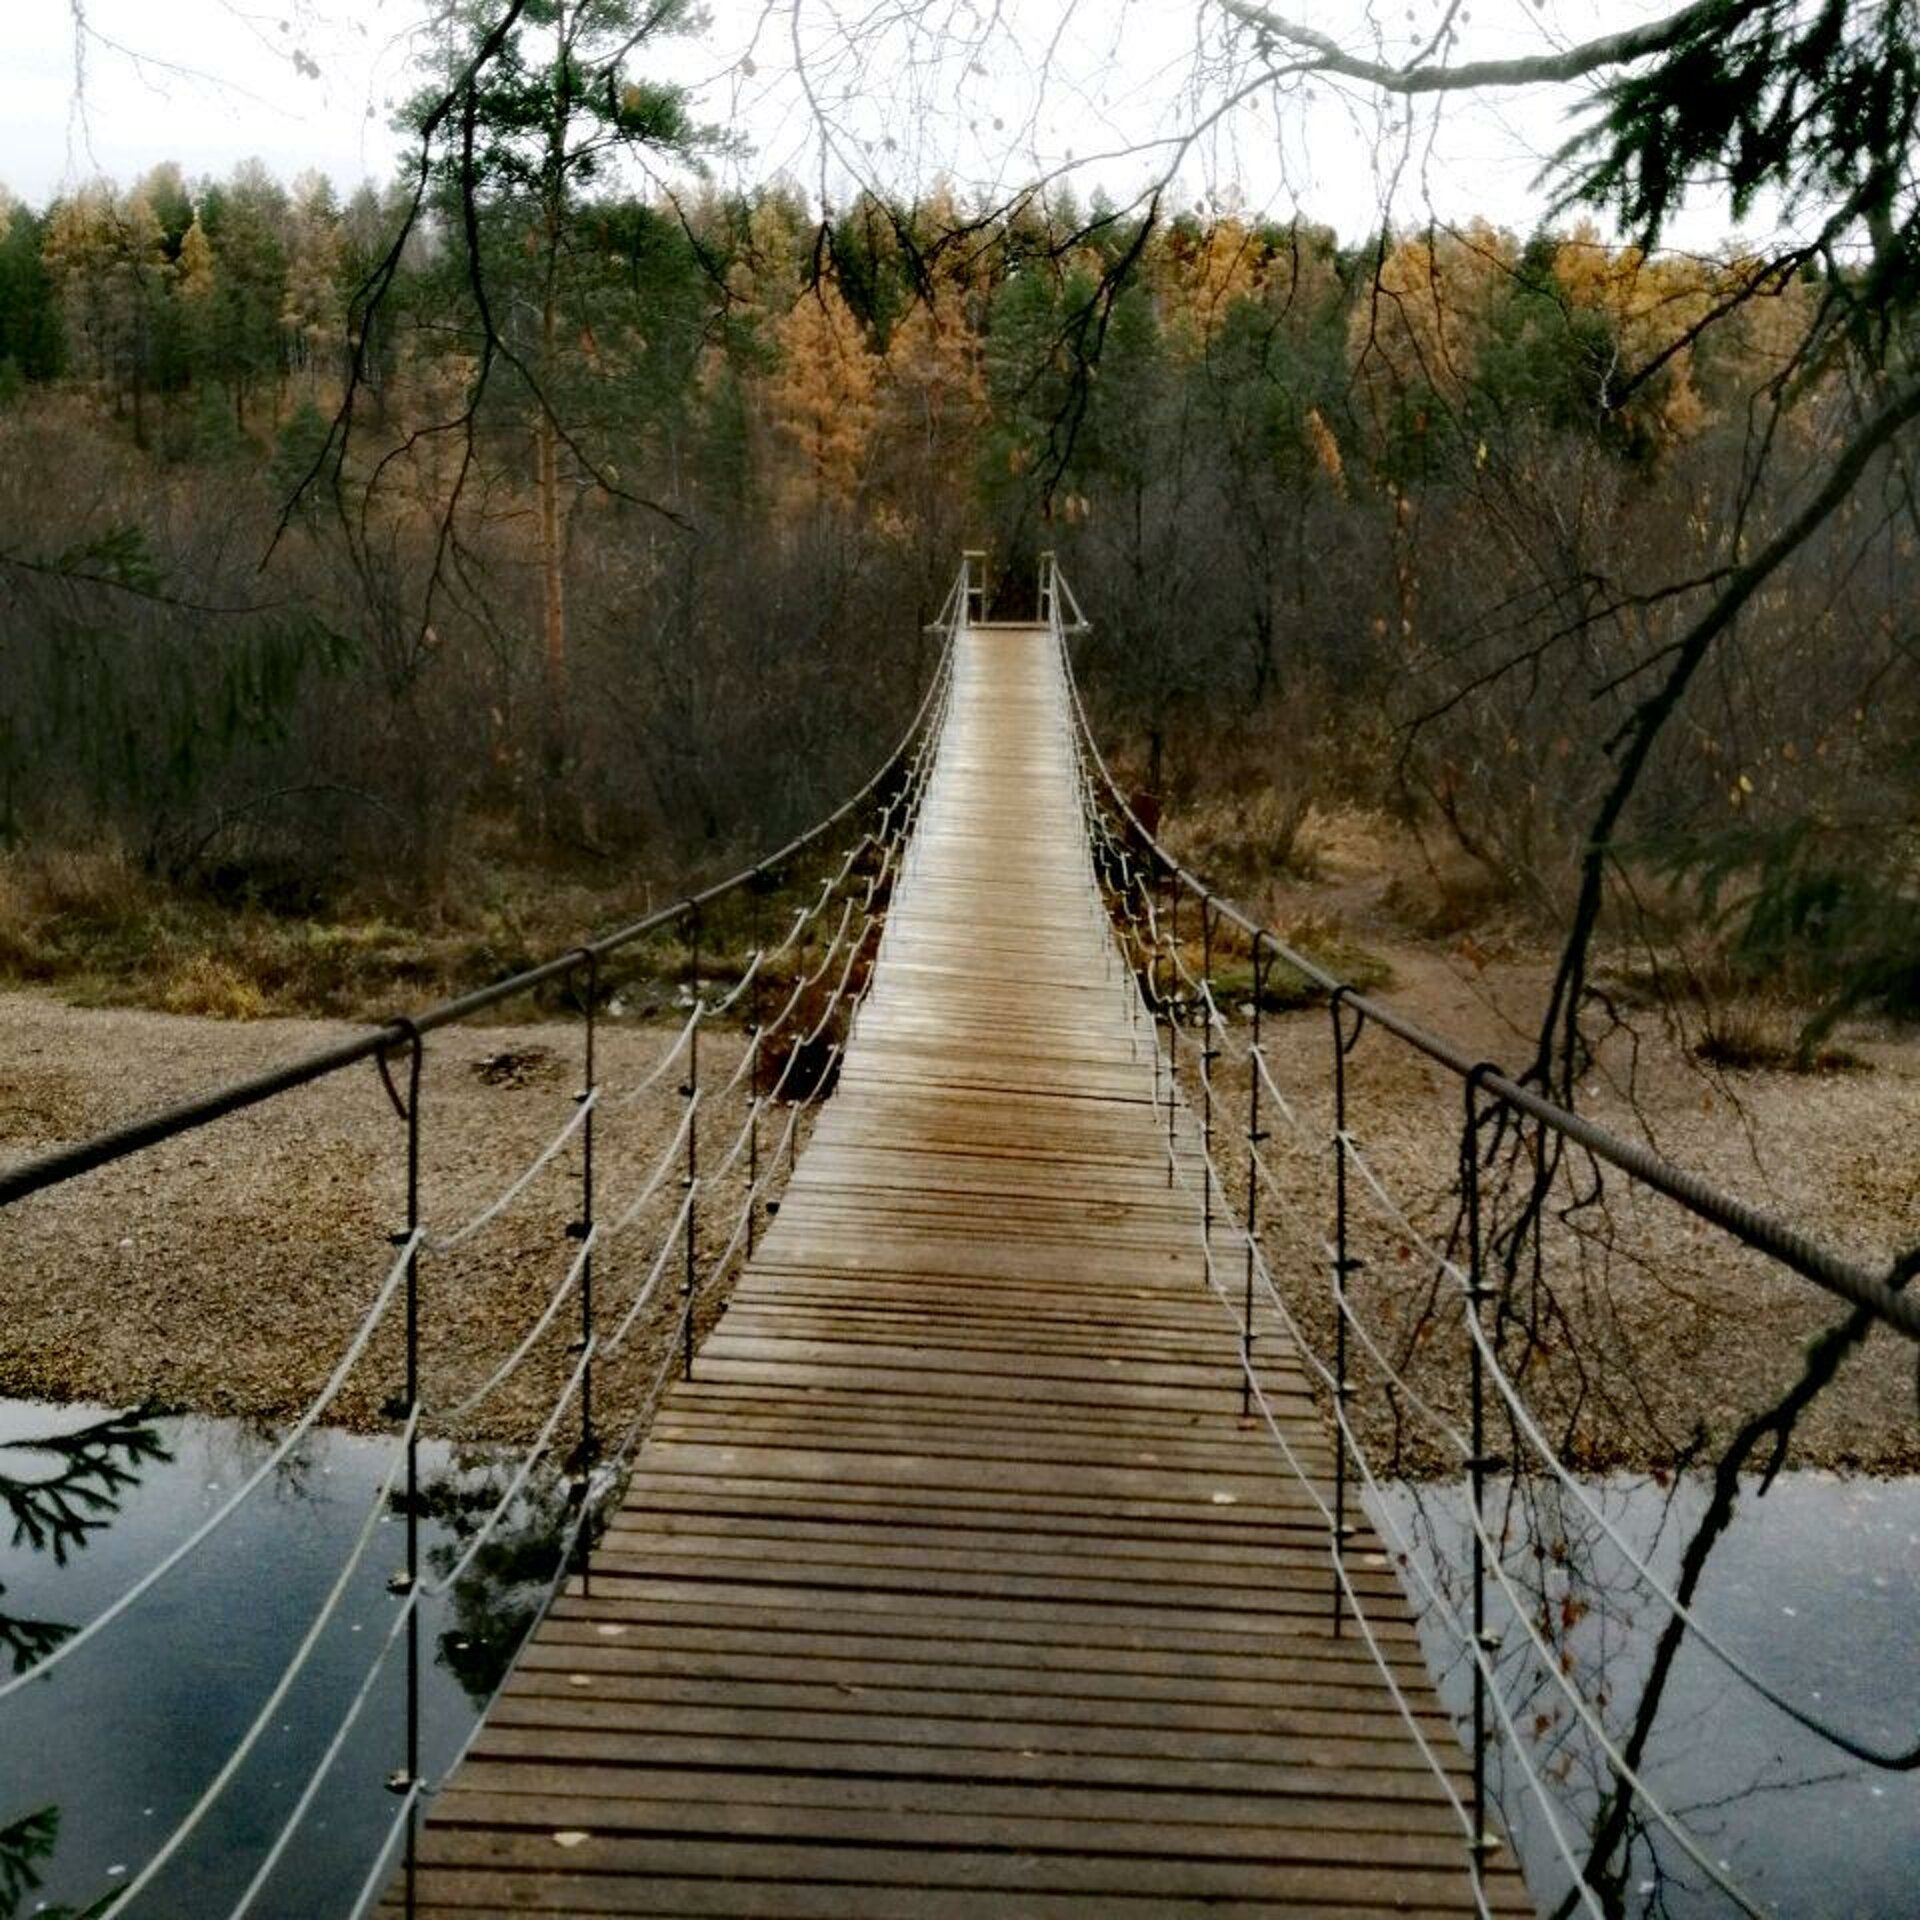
1,0,1761,248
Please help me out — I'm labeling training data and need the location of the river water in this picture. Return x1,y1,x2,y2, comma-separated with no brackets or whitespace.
1368,1471,1920,1917
0,1397,564,1918
4,1396,1915,1917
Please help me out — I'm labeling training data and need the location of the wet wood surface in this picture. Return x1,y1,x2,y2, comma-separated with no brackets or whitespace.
396,624,1529,1915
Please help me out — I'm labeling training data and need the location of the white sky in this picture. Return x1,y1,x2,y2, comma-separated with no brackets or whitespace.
0,0,1767,248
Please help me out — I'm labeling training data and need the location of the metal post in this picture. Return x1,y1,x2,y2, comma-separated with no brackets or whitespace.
681,908,700,1382
1462,1065,1499,1883
1165,873,1179,1186
747,884,764,1260
375,1026,424,1916
1241,934,1267,1420
1329,988,1366,1634
1200,899,1215,1248
574,951,598,1477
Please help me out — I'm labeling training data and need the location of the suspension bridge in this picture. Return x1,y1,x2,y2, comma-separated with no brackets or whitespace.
2,556,1915,1918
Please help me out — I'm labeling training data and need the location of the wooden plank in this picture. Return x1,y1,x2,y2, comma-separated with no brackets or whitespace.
400,623,1528,1916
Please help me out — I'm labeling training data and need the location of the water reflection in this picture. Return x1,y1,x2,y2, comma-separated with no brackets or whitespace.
0,1400,567,1918
421,1455,577,1705
2,1407,169,1678
1371,1471,1920,1917
2,1406,169,1919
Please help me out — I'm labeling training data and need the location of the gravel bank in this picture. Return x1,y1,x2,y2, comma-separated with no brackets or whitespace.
1,973,1914,1472
0,993,755,1446
1233,951,1920,1476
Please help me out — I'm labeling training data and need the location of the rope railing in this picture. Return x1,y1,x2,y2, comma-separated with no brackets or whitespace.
0,554,975,1916
1097,789,1742,1918
1047,549,1917,1914
1178,1054,1767,1916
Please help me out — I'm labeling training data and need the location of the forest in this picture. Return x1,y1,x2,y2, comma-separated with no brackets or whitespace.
0,15,1915,1050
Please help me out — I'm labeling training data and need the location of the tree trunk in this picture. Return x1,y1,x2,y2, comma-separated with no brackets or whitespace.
538,327,566,790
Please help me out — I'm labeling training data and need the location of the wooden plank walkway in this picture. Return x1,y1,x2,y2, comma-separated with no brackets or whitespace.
402,624,1530,1915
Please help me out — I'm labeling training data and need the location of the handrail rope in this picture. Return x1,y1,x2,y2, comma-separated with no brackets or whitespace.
1460,1253,1920,1773
1333,1115,1920,1764
431,1227,598,1423
1094,717,1920,1772
720,896,859,1090
703,1095,766,1190
224,1593,413,1919
1049,619,1513,1896
1176,1130,1605,1915
416,1317,691,1817
604,1095,699,1239
604,1187,695,1354
1196,1054,1474,1454
1208,1124,1773,1908
0,1228,421,1702
13,565,974,1920
1110,870,1642,1908
427,1092,599,1253
366,622,961,1908
694,1057,839,1302
1170,1041,1763,1914
698,938,865,1225
607,1004,703,1111
752,916,874,1112
243,1046,833,1915
1046,570,1920,1342
343,1780,422,1920
425,1338,596,1599
113,1403,422,1913
0,566,966,1211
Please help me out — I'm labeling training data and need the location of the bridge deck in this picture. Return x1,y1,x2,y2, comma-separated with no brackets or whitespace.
405,626,1528,1915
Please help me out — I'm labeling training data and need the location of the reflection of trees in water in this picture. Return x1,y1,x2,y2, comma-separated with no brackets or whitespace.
1,1406,169,1920
1392,1450,1899,1919
420,1452,578,1706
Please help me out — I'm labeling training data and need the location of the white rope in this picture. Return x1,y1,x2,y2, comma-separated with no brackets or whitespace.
223,1595,413,1919
1177,1056,1742,1915
1456,1458,1770,1915
608,1005,701,1112
342,1781,422,1920
604,1092,698,1238
1457,1276,1918,1771
0,1229,420,1702
426,1339,596,1599
428,1092,598,1253
1340,1119,1910,1759
432,1228,598,1423
604,1186,695,1354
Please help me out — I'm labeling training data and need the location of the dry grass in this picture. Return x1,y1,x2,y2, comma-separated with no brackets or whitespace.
1694,998,1865,1075
0,843,760,1025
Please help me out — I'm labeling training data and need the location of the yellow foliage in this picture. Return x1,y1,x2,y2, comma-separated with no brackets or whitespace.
1553,224,1715,444
764,276,878,512
879,280,986,444
1351,221,1517,401
1305,407,1344,493
1164,219,1263,345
